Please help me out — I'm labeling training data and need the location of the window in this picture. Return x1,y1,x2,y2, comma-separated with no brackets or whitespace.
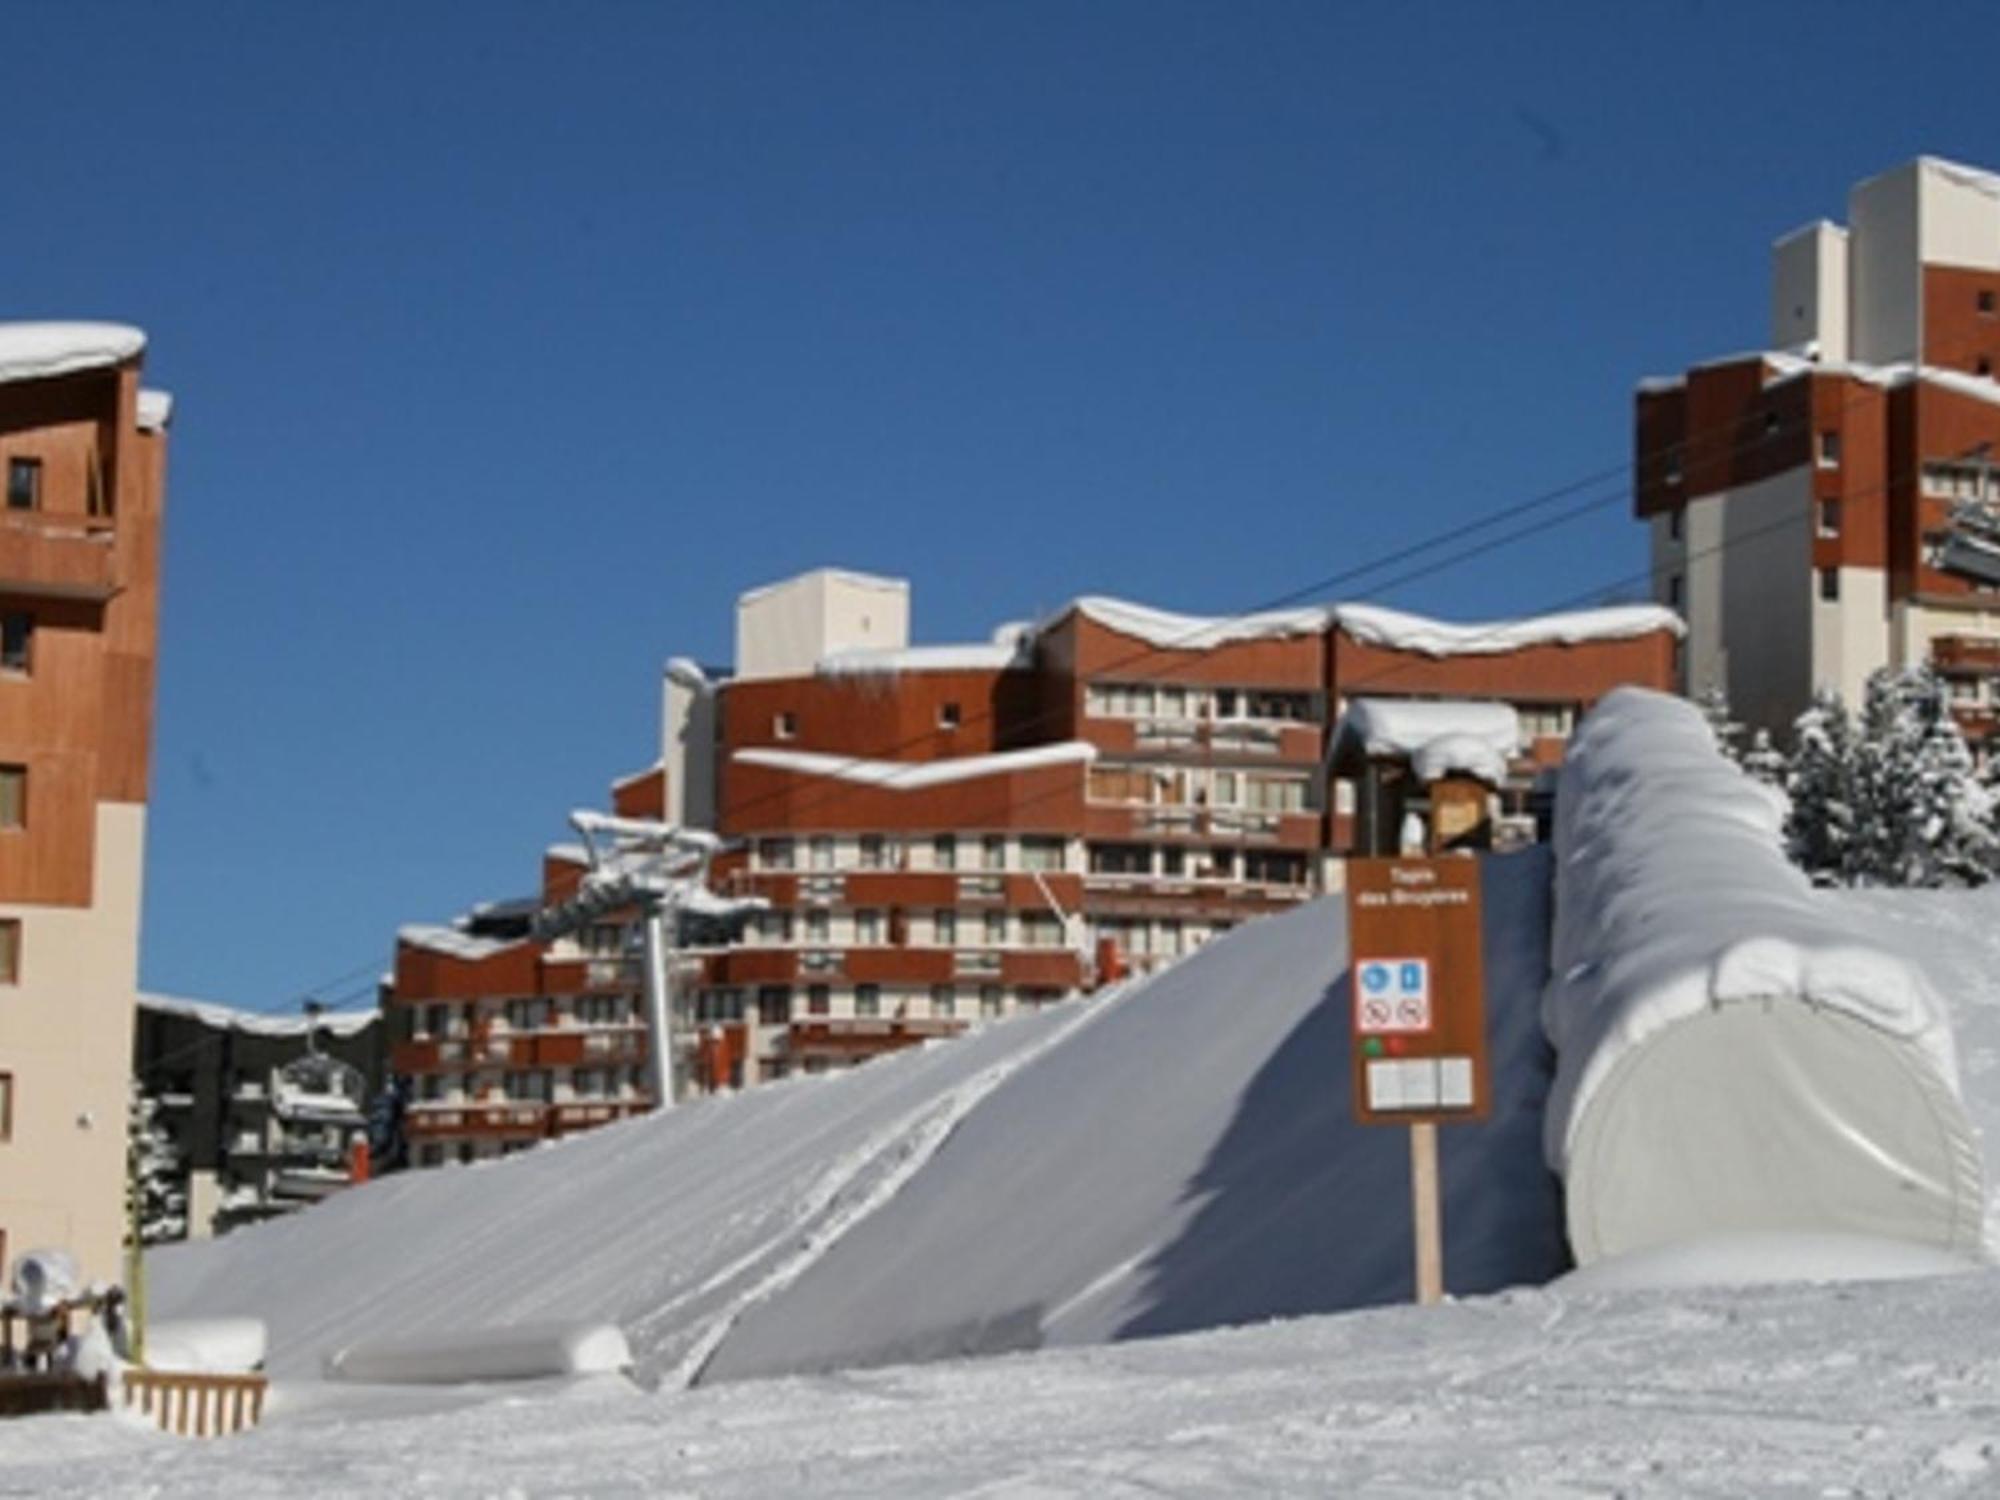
1817,430,1841,468
931,984,956,1019
982,835,1006,870
1667,508,1682,542
855,984,881,1018
933,908,956,946
1666,574,1683,611
1089,844,1151,875
1663,448,1683,486
1762,411,1780,438
758,837,795,870
1981,290,1996,315
859,834,885,869
1212,771,1238,806
1157,686,1186,719
1246,775,1308,814
855,909,883,944
774,711,798,740
1244,850,1308,886
757,987,790,1025
938,701,961,730
984,910,1006,945
0,1071,10,1141
808,984,830,1016
0,614,29,675
0,766,23,832
1021,913,1063,948
807,908,830,943
504,997,544,1030
504,1070,550,1102
810,835,833,870
1160,845,1185,876
1818,499,1841,538
980,985,1003,1019
933,833,957,870
1819,567,1840,602
1020,836,1064,872
6,458,39,512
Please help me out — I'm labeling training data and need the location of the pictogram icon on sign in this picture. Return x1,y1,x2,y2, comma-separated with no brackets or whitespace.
1355,955,1431,1034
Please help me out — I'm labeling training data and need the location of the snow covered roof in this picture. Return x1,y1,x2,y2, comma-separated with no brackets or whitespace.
734,740,1096,790
1333,698,1522,784
818,642,1027,676
1039,595,1331,650
139,992,377,1039
136,388,174,431
544,842,589,866
397,924,524,961
611,760,665,789
737,567,908,608
665,656,713,692
0,322,145,386
1330,602,1684,656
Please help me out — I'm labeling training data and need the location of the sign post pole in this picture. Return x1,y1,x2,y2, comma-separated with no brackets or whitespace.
1345,855,1487,1308
1410,1120,1443,1305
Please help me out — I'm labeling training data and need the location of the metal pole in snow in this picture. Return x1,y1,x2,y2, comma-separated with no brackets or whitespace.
642,904,676,1111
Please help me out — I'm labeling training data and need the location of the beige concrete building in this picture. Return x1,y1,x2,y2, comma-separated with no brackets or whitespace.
0,324,167,1285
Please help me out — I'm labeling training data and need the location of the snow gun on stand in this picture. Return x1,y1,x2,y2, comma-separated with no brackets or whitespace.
531,812,765,1109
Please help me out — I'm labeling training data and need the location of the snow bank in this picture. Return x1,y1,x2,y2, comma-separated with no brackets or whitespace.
324,1323,630,1385
1330,602,1684,656
1044,595,1330,649
135,388,173,431
1333,698,1520,785
0,322,145,385
733,740,1095,790
1545,687,1985,1263
153,852,1566,1389
396,924,522,961
140,993,375,1040
1554,1232,1980,1294
817,642,1025,675
145,1318,267,1374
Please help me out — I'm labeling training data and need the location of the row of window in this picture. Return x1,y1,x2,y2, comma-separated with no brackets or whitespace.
416,992,643,1038
1085,764,1312,814
1086,843,1311,884
1085,682,1318,723
756,906,1065,947
698,982,1032,1025
755,832,1067,873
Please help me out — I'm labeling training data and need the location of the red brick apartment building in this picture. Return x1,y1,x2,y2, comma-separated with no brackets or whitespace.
381,568,1677,1159
0,325,168,1280
1639,156,2000,745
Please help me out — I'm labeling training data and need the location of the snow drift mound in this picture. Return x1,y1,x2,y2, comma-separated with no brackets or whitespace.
1545,687,1986,1264
154,853,1567,1387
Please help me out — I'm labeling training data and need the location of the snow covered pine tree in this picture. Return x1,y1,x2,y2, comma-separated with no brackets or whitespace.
1741,728,1786,788
1847,667,1995,888
129,1083,189,1244
1784,688,1860,883
1695,684,1747,765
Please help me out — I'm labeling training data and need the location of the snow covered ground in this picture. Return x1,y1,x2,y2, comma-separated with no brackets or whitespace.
147,850,1566,1387
9,1268,2000,1496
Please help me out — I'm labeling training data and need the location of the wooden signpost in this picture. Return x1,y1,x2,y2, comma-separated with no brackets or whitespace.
1345,855,1488,1305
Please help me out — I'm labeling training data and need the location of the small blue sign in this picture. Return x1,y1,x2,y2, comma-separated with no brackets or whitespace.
1362,963,1391,994
1400,962,1424,993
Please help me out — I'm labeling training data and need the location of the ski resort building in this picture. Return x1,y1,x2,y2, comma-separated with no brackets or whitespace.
131,996,383,1239
672,570,1678,1089
382,764,700,1165
1638,155,2000,747
0,325,167,1286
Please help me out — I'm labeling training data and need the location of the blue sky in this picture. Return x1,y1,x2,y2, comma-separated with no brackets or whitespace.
4,2,1993,1012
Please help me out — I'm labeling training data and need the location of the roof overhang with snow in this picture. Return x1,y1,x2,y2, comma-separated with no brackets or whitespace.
0,322,146,386
1332,698,1522,785
733,740,1096,790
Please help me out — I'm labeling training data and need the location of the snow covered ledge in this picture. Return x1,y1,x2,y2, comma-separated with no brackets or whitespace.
1545,687,1987,1265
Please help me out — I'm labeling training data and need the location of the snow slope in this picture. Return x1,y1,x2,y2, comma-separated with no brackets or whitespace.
15,1268,2000,1497
152,851,1566,1388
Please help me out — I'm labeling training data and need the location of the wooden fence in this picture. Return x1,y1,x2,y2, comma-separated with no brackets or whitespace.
121,1369,268,1438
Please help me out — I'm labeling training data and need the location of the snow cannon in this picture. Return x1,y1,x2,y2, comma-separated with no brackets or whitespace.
1543,688,1986,1265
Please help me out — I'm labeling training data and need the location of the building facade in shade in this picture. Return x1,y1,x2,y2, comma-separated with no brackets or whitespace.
0,325,168,1285
132,996,383,1238
382,765,681,1166
1638,156,2000,744
679,570,1680,1089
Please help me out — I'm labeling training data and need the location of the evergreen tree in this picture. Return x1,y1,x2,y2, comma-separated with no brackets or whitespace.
1741,728,1787,789
1846,666,1995,887
129,1083,188,1244
1695,684,1746,765
1784,689,1859,882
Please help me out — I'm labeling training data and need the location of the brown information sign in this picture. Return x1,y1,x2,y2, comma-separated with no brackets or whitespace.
1346,855,1489,1127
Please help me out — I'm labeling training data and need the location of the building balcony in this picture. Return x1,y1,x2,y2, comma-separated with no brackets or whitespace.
549,1101,649,1134
786,1017,966,1060
0,510,119,601
1932,634,2000,675
999,950,1084,988
1950,705,1999,741
405,1102,549,1138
